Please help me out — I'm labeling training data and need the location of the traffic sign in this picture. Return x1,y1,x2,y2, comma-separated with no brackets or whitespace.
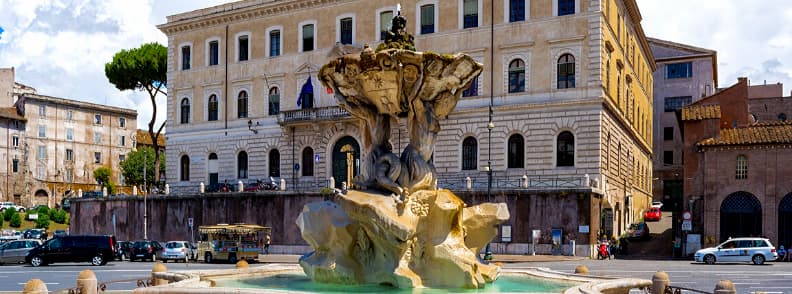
682,220,692,231
682,211,692,220
188,217,194,228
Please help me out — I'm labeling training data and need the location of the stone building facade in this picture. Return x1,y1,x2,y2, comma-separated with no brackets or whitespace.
648,38,717,213
159,0,655,251
682,77,792,249
0,67,138,207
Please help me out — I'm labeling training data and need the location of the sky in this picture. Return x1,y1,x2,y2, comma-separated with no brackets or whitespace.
0,0,790,131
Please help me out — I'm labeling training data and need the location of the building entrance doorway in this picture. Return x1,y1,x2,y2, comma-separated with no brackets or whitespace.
778,193,792,248
208,153,219,186
720,191,762,242
332,136,359,189
34,189,48,206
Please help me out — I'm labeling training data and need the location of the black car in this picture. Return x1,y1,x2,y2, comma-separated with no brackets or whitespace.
24,229,47,240
130,240,163,262
82,191,103,198
25,235,117,267
115,241,132,260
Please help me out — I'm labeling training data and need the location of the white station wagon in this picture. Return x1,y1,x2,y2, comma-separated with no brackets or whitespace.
694,237,778,265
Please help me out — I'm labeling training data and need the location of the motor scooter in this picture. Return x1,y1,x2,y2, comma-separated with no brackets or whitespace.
262,177,279,190
597,241,610,260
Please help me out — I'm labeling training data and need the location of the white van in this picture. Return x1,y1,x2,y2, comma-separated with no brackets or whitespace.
694,237,777,265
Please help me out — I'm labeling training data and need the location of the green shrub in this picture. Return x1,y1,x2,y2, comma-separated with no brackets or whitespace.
3,208,16,221
36,214,50,229
53,210,67,224
37,206,49,215
10,213,22,227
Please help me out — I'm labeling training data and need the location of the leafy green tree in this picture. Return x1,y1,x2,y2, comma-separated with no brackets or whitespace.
53,210,67,224
10,213,22,227
120,146,165,187
3,207,16,221
36,214,50,229
105,42,167,188
93,166,116,195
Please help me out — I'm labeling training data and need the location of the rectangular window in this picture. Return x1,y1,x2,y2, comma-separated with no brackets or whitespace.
666,62,692,79
380,11,393,40
66,110,73,122
302,24,314,52
65,169,73,182
663,151,673,165
12,135,19,147
269,30,281,57
119,154,125,162
94,114,102,125
736,156,748,179
39,105,46,118
38,146,46,160
340,18,353,45
66,128,74,141
66,149,73,161
94,152,101,164
462,77,478,97
558,0,575,16
664,96,692,112
38,125,46,138
119,135,125,146
209,40,219,65
509,0,525,22
268,91,280,115
420,5,435,34
37,166,45,180
94,132,102,144
119,117,126,128
12,159,18,173
463,0,478,28
181,46,191,70
238,35,249,61
663,127,674,141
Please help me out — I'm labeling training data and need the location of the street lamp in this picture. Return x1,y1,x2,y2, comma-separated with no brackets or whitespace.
484,0,495,262
143,148,147,240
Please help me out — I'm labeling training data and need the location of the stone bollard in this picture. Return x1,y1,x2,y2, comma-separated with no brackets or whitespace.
164,184,170,195
236,259,249,268
522,175,528,188
133,186,138,196
22,279,48,294
77,269,98,294
280,179,286,191
329,177,335,189
651,271,670,294
714,280,736,294
102,187,108,197
199,182,205,193
574,265,589,275
78,189,83,198
238,180,244,192
465,177,472,189
152,262,168,286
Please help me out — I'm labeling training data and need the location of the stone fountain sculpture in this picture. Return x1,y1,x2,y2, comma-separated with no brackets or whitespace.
297,9,510,289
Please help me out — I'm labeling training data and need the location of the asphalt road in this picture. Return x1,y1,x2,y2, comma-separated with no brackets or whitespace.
1,258,791,293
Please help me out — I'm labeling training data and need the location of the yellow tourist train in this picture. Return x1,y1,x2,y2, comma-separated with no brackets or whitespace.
197,223,271,263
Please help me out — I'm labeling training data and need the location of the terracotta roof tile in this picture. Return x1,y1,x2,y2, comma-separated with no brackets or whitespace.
697,121,792,147
0,107,25,121
136,130,166,147
681,104,721,121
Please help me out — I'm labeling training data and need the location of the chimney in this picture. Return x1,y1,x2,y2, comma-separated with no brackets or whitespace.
738,77,748,85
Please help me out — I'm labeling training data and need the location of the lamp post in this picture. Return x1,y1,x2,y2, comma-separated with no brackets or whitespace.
483,0,495,262
143,148,147,240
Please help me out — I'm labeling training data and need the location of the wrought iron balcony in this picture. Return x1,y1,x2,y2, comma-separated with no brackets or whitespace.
277,106,352,125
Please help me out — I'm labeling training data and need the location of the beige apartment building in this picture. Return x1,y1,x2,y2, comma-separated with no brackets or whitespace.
0,68,137,207
160,0,655,252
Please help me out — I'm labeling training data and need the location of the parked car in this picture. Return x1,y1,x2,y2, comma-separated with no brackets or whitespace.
23,229,47,240
25,235,117,267
643,207,662,222
162,241,197,263
0,239,42,264
205,182,231,193
115,241,132,261
53,230,68,238
651,201,663,209
0,202,25,212
627,222,651,241
0,230,22,242
130,240,164,262
694,237,778,265
82,191,103,198
27,205,48,212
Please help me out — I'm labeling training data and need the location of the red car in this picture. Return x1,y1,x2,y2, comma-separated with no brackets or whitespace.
644,207,662,221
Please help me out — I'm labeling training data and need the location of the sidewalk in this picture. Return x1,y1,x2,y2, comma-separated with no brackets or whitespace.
257,254,586,264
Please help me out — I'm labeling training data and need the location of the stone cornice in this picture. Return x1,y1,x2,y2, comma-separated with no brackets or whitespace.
157,0,346,34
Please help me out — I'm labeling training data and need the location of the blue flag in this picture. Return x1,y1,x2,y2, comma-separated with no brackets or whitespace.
297,75,313,107
0,26,4,41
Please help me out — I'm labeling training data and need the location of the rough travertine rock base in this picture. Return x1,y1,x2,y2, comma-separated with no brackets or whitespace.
296,189,509,289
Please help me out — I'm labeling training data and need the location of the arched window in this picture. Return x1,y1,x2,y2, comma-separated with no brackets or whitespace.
302,147,314,176
557,54,575,89
180,155,190,181
557,131,574,167
180,98,190,124
736,155,748,179
237,90,248,118
268,87,280,115
237,151,248,179
208,94,218,121
462,137,477,170
779,113,787,121
507,134,524,168
508,59,525,93
269,149,280,177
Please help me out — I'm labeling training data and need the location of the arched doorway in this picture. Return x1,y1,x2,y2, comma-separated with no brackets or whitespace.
34,189,49,206
779,193,792,248
208,153,219,186
332,136,360,189
720,191,762,242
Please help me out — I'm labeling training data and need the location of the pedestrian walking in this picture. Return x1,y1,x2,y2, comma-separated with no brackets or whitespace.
265,234,271,255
